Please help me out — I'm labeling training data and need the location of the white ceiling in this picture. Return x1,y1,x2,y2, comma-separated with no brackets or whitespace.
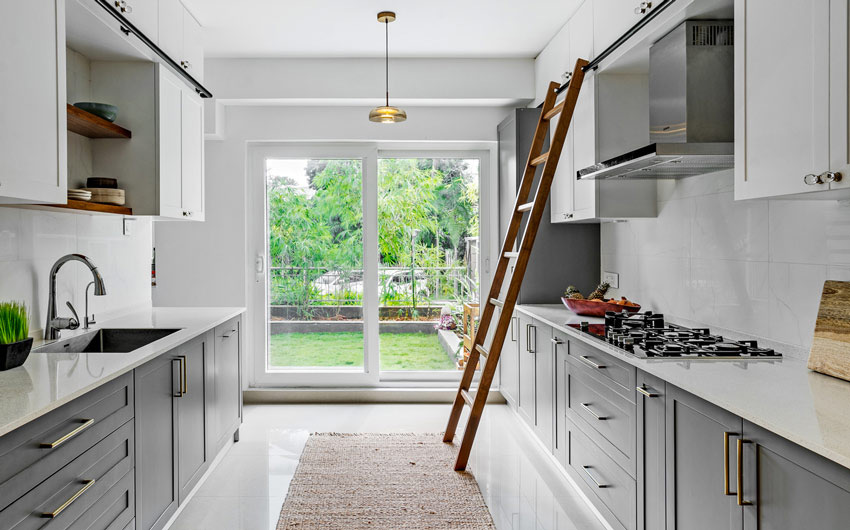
182,0,582,58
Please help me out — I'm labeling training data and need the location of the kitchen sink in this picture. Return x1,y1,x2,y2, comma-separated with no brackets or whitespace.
35,328,182,354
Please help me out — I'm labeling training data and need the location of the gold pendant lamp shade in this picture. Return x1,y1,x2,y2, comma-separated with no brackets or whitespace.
370,11,407,123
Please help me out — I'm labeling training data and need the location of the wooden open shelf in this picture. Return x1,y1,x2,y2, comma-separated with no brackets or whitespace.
39,199,132,216
66,104,132,139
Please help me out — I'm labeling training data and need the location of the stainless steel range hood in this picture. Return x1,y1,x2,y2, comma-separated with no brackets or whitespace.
578,20,734,181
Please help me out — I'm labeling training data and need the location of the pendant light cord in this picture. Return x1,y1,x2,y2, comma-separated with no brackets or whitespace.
385,19,389,107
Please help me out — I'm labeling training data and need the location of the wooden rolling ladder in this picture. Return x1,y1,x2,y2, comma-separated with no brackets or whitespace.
444,59,589,471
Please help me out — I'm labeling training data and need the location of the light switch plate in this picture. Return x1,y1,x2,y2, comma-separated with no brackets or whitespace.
603,271,619,289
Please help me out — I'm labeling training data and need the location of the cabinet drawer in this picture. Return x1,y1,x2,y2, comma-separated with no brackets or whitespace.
567,371,636,476
0,419,134,530
567,339,635,402
568,425,636,530
0,373,134,511
68,469,134,530
215,317,240,340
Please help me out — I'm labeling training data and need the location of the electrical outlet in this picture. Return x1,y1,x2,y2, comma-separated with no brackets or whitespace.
603,271,619,289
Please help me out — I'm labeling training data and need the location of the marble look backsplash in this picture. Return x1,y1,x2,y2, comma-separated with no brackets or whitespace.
600,169,850,360
0,208,152,339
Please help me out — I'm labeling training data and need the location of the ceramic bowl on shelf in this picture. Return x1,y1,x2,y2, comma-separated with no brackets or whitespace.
73,102,119,122
561,297,641,317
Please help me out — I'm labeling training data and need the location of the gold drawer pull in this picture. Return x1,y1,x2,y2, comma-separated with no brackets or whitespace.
737,438,753,506
579,355,606,369
40,419,94,449
41,479,95,518
723,431,736,496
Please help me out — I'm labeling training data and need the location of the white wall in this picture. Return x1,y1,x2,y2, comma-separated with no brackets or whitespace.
601,170,850,360
153,103,509,385
0,49,155,339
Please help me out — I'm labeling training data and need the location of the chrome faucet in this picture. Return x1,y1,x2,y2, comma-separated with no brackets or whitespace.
45,254,106,340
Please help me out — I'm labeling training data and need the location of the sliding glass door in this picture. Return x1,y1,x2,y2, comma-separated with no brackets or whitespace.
250,144,489,387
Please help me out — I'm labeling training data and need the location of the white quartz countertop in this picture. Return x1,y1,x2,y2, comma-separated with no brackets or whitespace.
0,306,245,437
517,304,850,470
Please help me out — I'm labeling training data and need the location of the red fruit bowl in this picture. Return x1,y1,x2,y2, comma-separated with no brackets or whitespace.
561,297,641,317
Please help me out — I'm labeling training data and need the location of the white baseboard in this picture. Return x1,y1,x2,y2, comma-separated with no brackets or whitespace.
244,387,506,404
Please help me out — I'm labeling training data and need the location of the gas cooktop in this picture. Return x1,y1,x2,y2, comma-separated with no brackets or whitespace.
567,311,782,360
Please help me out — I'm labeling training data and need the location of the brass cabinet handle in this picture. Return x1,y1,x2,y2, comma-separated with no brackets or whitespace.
179,355,188,395
579,355,606,369
40,419,94,449
580,402,608,421
42,479,95,518
737,438,753,506
580,465,609,488
636,385,659,398
173,358,184,397
723,431,737,496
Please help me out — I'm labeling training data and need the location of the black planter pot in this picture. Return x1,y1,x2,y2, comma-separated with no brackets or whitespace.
0,338,33,371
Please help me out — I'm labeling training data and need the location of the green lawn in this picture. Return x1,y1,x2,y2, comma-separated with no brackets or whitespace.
269,331,455,370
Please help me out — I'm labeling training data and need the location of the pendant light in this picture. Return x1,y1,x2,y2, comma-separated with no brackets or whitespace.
369,11,407,123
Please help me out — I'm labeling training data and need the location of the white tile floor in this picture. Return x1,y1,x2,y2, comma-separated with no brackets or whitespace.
169,404,608,530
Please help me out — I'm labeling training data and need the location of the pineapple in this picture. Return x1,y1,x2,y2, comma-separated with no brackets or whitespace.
564,285,584,300
588,282,611,300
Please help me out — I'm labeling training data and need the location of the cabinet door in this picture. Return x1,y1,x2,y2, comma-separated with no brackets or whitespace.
134,354,180,530
517,314,536,428
0,0,66,205
158,66,183,218
553,331,569,466
182,9,204,82
534,321,554,452
570,0,598,219
741,421,850,530
177,334,209,503
157,0,183,60
214,321,241,450
550,106,575,223
665,385,742,530
499,312,520,408
593,0,652,54
119,0,158,42
735,0,831,199
829,0,850,190
636,371,665,530
180,88,204,220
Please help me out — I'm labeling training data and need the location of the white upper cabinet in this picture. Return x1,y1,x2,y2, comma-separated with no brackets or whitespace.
0,0,67,205
570,0,597,220
735,0,847,199
158,0,204,83
593,0,655,58
114,0,158,43
91,63,204,220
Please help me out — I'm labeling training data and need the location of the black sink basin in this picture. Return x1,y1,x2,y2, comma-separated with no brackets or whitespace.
36,328,181,354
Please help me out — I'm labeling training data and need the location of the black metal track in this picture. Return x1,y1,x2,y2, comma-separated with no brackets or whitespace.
538,0,678,106
92,0,213,98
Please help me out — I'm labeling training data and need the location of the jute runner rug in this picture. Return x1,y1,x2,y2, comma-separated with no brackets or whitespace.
276,433,496,529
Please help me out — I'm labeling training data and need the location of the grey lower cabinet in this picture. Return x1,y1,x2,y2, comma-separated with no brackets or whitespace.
177,333,212,503
211,318,242,451
665,384,742,530
516,314,554,452
740,421,850,530
517,313,536,427
636,371,665,530
499,311,520,408
134,349,181,530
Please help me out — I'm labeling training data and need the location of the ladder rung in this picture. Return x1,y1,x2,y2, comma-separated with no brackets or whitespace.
475,344,489,359
489,298,504,308
531,152,550,167
517,202,534,212
461,389,475,408
544,100,565,121
503,251,519,258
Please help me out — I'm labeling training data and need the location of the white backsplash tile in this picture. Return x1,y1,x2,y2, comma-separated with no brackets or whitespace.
0,209,152,338
601,172,850,355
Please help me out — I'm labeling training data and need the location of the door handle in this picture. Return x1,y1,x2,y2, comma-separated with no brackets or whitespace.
173,358,184,397
636,384,659,398
511,317,517,341
736,438,753,506
529,325,536,353
179,355,188,396
723,431,737,496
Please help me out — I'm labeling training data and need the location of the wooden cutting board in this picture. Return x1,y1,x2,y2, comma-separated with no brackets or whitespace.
808,280,850,381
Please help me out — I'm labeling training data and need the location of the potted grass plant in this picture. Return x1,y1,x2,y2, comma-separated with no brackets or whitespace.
0,302,32,370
